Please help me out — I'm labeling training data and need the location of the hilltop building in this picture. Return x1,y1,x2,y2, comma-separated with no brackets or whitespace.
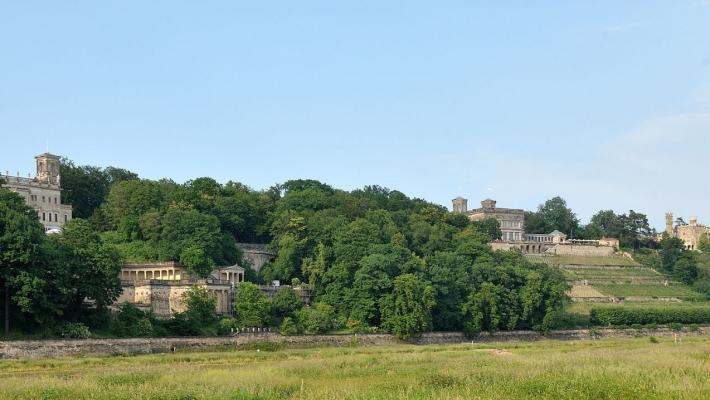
455,198,526,242
453,196,617,255
1,153,73,232
665,212,710,250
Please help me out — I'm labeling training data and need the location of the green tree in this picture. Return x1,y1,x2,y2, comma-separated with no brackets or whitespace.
471,218,502,241
270,287,302,323
525,197,580,236
297,302,338,334
380,274,436,339
183,285,217,327
234,283,270,327
0,189,45,334
698,234,710,252
659,236,684,274
672,253,698,285
180,245,214,278
11,219,123,328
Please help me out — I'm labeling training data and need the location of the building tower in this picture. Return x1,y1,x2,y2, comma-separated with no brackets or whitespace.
35,153,61,186
665,212,674,236
452,197,468,213
481,198,497,211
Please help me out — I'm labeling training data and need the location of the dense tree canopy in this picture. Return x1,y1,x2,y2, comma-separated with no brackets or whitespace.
524,196,580,236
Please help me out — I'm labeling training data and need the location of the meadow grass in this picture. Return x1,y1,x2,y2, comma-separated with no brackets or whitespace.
1,337,708,399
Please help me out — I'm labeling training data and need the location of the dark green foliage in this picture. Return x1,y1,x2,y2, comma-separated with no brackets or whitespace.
589,306,710,326
279,317,299,335
270,287,302,324
234,283,270,327
297,303,339,334
111,303,154,337
471,218,502,241
524,197,579,236
380,274,436,339
59,159,138,220
183,285,218,327
57,322,92,339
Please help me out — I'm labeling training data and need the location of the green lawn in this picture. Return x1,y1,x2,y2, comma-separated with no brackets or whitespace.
1,338,709,399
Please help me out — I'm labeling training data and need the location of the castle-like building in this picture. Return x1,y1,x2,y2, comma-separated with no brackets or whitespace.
453,196,617,255
665,213,710,250
1,153,73,232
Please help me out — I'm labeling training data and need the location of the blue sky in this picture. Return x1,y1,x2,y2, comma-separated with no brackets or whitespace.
2,1,709,229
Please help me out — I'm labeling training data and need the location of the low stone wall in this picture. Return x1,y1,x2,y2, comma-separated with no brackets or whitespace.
547,244,615,256
2,327,708,359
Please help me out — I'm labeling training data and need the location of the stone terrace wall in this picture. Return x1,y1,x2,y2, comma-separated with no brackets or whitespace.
2,327,708,359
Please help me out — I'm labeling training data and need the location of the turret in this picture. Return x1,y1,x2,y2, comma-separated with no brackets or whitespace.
35,153,61,186
452,197,468,213
665,212,674,236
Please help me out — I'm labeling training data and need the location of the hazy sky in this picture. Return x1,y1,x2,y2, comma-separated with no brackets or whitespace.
2,1,709,230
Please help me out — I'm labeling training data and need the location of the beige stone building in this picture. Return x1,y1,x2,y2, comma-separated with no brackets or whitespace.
455,198,525,242
665,212,710,250
453,196,618,255
116,261,244,318
1,153,72,232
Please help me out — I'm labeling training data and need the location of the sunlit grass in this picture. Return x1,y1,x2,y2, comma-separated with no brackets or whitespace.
1,337,708,399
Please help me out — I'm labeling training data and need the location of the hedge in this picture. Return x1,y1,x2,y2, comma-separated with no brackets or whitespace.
590,306,710,326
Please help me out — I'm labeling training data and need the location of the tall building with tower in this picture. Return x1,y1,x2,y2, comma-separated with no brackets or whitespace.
1,153,73,232
452,197,526,242
665,212,710,250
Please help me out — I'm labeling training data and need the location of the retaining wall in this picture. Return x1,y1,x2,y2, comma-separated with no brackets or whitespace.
1,327,708,360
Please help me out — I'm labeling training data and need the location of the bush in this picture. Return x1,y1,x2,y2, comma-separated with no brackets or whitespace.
589,306,710,326
217,318,238,336
279,317,299,335
298,303,337,334
58,322,92,339
111,303,154,337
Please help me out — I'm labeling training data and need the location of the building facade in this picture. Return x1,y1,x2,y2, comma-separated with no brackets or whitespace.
116,261,245,318
454,198,525,242
1,153,72,232
665,212,710,250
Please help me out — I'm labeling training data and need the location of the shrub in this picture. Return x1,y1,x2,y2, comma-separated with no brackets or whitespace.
279,317,299,335
58,322,91,339
589,306,710,326
217,318,238,336
298,303,337,334
649,336,659,343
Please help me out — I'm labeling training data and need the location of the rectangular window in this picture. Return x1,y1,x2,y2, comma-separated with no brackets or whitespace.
64,214,68,222
55,197,57,204
42,212,46,221
42,196,45,202
55,213,58,222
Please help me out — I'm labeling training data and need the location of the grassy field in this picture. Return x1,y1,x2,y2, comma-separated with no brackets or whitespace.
1,338,709,399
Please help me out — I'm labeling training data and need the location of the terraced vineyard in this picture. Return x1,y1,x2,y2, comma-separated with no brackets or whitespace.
594,284,705,300
528,254,705,302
